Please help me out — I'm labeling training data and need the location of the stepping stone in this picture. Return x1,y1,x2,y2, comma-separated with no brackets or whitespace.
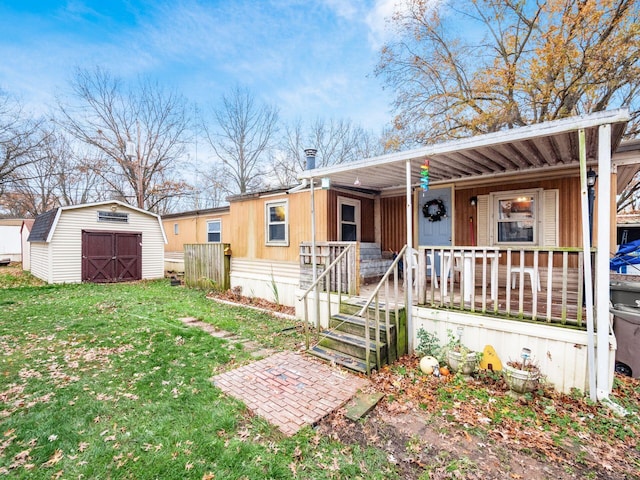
345,391,384,421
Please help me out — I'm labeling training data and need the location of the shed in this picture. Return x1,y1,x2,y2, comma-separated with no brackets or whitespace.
20,219,34,270
28,201,167,284
0,219,23,262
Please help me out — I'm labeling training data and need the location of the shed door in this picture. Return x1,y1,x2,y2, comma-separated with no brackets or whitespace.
82,231,142,283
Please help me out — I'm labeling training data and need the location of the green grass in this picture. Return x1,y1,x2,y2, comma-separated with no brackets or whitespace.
0,280,397,479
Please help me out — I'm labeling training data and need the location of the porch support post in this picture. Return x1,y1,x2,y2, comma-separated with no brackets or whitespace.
579,128,597,402
596,124,612,400
405,159,414,352
310,176,320,330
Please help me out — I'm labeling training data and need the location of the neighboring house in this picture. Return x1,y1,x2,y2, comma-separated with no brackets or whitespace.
28,200,167,284
162,206,231,252
21,219,35,270
0,219,24,262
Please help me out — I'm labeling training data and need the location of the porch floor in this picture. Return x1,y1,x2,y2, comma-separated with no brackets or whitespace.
358,281,587,326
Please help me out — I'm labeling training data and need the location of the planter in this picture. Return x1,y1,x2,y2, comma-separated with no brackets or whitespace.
446,349,479,377
503,364,541,395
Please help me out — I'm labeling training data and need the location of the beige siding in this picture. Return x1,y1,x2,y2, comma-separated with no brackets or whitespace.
162,210,231,252
46,205,166,284
229,190,328,262
29,243,51,283
230,258,300,306
21,228,31,270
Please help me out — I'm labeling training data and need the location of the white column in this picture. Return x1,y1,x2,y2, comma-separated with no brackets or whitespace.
579,128,597,401
597,124,612,400
406,159,414,352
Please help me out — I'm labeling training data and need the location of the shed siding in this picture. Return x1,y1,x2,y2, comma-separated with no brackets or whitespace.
29,243,51,283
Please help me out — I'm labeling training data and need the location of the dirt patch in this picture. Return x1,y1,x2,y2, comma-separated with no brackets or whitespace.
317,356,640,480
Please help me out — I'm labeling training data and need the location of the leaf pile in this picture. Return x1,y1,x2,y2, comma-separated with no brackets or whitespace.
367,355,640,479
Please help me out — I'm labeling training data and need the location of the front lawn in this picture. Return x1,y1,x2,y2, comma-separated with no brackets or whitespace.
0,280,396,479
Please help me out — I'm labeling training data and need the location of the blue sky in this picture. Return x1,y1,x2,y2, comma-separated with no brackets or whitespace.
0,0,399,133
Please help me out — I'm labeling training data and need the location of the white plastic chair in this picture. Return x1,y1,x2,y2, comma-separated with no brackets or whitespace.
511,266,540,294
411,248,438,288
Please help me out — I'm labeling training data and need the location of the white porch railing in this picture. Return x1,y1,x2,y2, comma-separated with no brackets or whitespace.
415,246,587,327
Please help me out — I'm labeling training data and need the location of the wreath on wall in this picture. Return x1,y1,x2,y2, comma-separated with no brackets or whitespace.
422,199,447,222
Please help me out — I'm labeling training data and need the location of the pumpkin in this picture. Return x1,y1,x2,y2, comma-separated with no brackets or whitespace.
419,355,439,374
439,366,450,376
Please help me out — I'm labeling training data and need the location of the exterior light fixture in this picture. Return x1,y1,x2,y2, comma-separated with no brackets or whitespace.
354,177,361,186
469,196,478,206
586,167,597,187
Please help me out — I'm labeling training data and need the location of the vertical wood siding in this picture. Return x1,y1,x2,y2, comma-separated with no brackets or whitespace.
326,190,375,242
456,175,584,248
381,196,407,253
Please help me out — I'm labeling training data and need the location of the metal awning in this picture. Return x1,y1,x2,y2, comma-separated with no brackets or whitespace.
298,109,630,190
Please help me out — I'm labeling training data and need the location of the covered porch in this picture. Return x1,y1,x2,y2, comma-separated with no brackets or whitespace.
297,109,631,400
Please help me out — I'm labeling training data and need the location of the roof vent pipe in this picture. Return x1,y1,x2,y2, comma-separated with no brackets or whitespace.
305,148,317,170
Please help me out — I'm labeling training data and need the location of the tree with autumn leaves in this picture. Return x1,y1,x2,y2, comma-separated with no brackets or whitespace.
376,0,640,147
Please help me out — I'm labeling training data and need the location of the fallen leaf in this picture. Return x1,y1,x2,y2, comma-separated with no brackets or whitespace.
43,449,63,467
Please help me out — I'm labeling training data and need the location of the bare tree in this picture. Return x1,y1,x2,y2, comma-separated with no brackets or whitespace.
56,67,191,211
1,128,106,217
376,0,640,147
272,118,384,187
0,92,50,197
203,86,279,194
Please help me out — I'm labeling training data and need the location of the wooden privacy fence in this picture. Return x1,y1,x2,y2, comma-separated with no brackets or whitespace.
184,243,230,290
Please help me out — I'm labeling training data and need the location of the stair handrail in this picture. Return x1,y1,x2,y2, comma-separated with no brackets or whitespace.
357,244,407,374
299,243,356,350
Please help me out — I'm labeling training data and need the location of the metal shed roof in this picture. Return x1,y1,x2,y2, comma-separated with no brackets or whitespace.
299,109,630,191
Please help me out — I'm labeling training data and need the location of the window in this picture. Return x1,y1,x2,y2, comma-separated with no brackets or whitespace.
97,211,129,223
494,191,538,245
173,223,179,235
207,220,221,243
265,200,288,245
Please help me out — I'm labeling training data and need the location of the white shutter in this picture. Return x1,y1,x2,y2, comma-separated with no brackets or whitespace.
476,194,490,246
542,189,559,246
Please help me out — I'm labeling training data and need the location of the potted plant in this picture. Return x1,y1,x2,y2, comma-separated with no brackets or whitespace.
443,327,480,378
503,348,541,397
446,344,480,378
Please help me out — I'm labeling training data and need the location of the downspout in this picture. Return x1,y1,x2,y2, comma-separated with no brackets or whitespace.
579,129,597,402
596,124,612,400
305,149,320,330
406,159,414,352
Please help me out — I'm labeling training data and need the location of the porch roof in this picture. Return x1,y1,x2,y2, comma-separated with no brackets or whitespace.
299,109,630,191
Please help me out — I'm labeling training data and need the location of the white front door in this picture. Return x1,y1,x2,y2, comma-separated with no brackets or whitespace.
338,196,361,241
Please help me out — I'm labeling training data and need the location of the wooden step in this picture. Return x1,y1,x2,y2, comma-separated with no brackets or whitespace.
317,329,387,361
306,345,374,374
330,313,395,343
339,299,403,318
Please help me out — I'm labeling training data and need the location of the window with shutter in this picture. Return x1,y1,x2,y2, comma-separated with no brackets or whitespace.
475,189,558,246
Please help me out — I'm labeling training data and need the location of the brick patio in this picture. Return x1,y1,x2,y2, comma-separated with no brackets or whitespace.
212,351,369,436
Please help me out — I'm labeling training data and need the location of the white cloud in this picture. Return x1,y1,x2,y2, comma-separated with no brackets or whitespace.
365,0,444,50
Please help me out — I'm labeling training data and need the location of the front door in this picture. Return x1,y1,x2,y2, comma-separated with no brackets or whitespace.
338,196,361,242
418,187,452,273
